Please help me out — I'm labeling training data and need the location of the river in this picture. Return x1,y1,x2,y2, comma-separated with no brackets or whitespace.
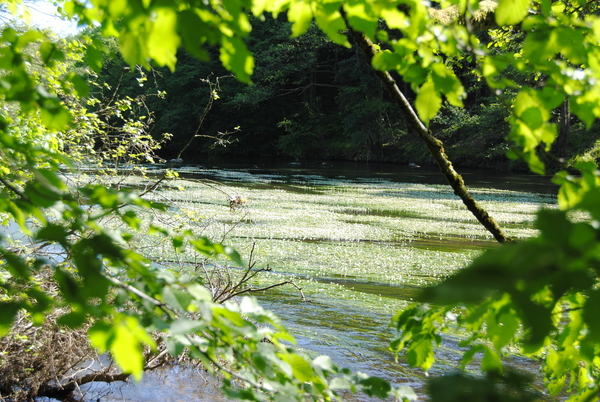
76,159,558,401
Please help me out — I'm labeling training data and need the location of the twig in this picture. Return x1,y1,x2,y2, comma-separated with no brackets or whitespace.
222,281,306,303
104,276,177,319
140,74,234,197
0,176,29,202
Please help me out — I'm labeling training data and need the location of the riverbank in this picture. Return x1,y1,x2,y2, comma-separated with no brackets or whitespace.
68,164,556,401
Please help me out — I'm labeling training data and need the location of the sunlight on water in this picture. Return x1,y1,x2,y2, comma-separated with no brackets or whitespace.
67,165,556,401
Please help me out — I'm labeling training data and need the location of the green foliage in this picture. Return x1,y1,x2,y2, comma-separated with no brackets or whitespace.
427,370,541,402
0,3,405,401
393,159,600,400
430,100,513,169
6,0,600,401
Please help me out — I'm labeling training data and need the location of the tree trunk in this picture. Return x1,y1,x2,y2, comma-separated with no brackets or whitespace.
342,18,513,244
554,98,570,159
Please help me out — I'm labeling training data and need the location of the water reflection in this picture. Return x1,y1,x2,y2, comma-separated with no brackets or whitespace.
77,366,228,402
188,156,559,195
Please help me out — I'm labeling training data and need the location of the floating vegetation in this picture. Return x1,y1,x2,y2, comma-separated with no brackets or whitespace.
66,166,557,399
85,167,553,291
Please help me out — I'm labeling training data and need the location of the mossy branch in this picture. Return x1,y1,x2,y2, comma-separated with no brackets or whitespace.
342,15,512,244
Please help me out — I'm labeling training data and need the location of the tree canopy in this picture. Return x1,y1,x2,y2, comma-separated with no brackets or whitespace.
2,0,600,401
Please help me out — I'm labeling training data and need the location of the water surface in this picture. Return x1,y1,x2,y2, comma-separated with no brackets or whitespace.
77,161,556,401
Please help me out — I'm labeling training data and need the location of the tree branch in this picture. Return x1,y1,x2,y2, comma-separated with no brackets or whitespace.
341,13,513,244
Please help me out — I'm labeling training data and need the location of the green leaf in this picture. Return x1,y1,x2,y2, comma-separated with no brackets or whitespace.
395,385,418,401
178,10,211,60
312,355,335,373
166,338,185,357
583,290,600,342
35,168,67,191
488,310,519,350
2,249,32,279
24,181,61,208
36,223,69,247
120,30,149,69
57,310,88,328
407,336,435,370
169,318,205,335
0,301,21,336
344,2,378,39
481,347,502,373
329,376,352,390
186,283,212,302
189,237,243,266
148,7,180,71
522,29,557,62
380,8,408,30
89,315,155,381
519,107,544,131
314,7,349,47
70,74,90,97
372,50,403,72
495,0,531,26
461,344,485,369
288,0,313,38
415,80,442,124
39,102,71,131
122,210,141,229
162,285,193,311
556,28,587,65
430,63,465,107
359,376,392,398
39,41,65,66
54,268,85,304
220,36,254,84
86,44,104,73
282,353,314,382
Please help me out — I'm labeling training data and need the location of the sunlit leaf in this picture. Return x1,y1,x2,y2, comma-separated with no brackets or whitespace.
495,0,531,26
220,36,254,84
344,2,378,39
120,30,149,69
330,376,352,390
169,318,205,335
39,103,71,131
89,315,155,381
185,283,211,303
481,347,502,373
162,285,193,311
148,7,180,71
313,355,335,373
461,344,485,369
430,63,464,107
314,7,349,47
407,336,434,370
289,0,313,37
281,353,314,382
415,80,441,124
